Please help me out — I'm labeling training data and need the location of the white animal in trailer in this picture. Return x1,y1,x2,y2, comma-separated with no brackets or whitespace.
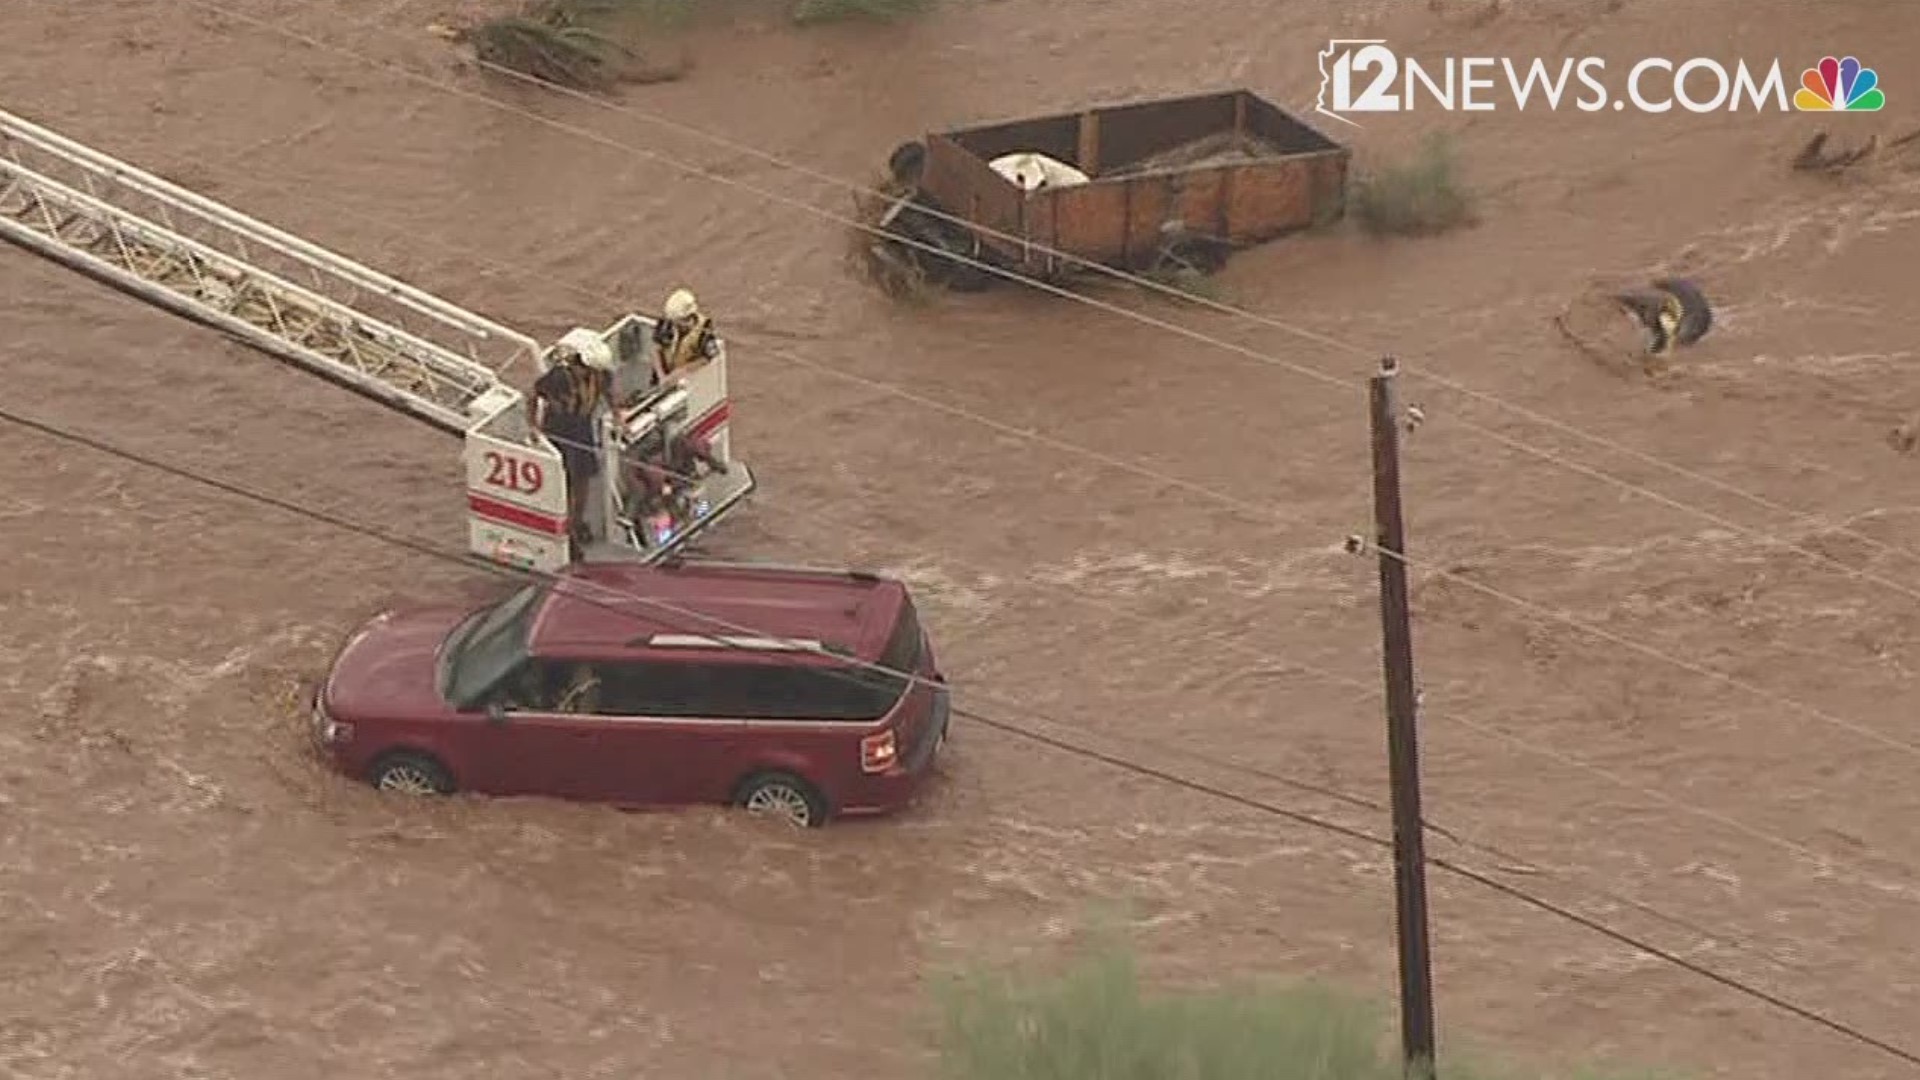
988,151,1091,192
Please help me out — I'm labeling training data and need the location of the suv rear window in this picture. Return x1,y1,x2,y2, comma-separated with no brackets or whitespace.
831,599,921,716
879,600,922,674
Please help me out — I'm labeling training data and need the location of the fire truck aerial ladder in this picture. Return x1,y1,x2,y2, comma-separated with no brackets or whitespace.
0,106,755,573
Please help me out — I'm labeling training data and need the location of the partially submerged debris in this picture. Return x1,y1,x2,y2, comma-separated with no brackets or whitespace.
1792,127,1920,174
1891,414,1920,454
1794,131,1881,173
1616,277,1712,352
847,176,943,303
1556,277,1713,376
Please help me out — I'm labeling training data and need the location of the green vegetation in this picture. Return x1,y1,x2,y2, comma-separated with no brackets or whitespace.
618,0,702,27
791,0,939,24
1350,133,1478,238
461,0,940,91
464,0,686,90
931,941,1684,1080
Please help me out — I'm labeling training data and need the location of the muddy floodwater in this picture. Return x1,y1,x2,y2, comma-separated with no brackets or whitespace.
5,1,1920,1078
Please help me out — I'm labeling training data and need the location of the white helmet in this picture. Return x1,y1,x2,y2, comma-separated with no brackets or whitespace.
555,327,615,371
663,288,700,322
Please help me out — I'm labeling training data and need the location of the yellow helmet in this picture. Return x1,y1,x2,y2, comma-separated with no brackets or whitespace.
663,288,700,322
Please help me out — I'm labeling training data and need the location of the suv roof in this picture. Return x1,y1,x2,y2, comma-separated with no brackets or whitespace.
525,561,910,663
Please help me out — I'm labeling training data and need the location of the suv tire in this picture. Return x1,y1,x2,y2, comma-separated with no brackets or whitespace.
369,751,455,796
735,771,829,828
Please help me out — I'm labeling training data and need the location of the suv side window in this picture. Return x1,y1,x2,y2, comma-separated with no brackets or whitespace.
597,660,746,718
582,658,909,720
619,660,906,720
497,659,609,714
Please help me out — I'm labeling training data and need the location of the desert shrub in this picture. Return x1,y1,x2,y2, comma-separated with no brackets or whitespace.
933,945,1400,1080
468,17,627,90
791,0,939,25
466,0,687,89
1351,133,1477,237
615,0,702,27
463,0,936,87
931,941,1686,1080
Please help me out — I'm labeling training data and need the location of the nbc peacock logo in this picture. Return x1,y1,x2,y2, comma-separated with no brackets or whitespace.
1794,56,1885,112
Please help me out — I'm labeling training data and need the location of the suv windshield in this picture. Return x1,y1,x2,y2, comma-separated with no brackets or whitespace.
439,584,546,709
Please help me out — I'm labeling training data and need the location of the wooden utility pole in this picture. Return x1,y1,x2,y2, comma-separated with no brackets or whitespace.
1368,355,1438,1078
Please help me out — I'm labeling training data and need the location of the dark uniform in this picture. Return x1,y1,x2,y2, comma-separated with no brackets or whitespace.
529,356,612,549
533,361,609,482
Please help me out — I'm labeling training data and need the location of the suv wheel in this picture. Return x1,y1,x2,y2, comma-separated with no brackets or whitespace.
736,771,829,828
369,751,454,796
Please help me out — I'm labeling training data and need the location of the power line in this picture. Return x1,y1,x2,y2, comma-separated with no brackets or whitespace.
472,60,1920,573
28,160,1826,926
15,0,1920,1006
276,0,1920,588
10,203,1871,975
14,56,1901,919
1361,539,1920,756
0,403,1913,1070
187,0,1920,599
7,2,1912,1053
18,197,1873,972
5,13,1912,1066
157,2,1920,763
177,162,1920,894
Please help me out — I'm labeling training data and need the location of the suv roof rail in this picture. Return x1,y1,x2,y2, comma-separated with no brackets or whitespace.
647,633,829,652
651,555,886,582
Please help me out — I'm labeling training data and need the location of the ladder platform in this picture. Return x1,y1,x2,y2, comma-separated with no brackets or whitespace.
3,105,761,579
0,108,542,432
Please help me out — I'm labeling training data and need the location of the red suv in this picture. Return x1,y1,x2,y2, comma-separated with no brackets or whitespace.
309,559,948,827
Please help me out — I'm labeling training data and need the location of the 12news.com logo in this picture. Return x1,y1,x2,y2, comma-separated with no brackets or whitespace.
1316,39,1885,125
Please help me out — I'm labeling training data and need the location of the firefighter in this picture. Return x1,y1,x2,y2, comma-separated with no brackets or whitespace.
651,288,721,384
527,329,617,553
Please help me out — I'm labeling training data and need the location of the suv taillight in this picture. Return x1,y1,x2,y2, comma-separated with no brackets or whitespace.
860,729,898,773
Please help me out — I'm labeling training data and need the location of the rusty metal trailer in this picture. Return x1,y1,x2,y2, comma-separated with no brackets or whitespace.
877,89,1350,288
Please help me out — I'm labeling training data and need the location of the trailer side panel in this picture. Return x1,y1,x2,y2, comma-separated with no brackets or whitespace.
908,89,1349,276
